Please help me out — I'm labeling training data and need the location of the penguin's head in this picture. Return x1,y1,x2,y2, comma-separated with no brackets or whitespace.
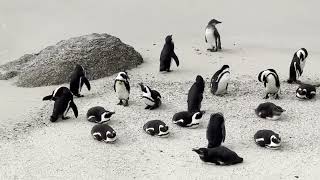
210,112,225,125
195,75,205,89
192,148,208,158
296,87,308,99
158,124,169,138
208,19,222,25
267,134,281,149
116,72,129,81
139,83,152,96
105,131,117,143
165,35,173,43
74,64,85,75
100,111,115,123
258,70,270,82
221,65,230,72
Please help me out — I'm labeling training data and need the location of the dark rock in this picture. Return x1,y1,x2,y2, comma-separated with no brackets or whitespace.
0,33,143,87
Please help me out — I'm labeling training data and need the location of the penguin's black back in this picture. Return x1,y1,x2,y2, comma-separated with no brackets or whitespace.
91,124,115,140
51,96,72,119
207,113,225,148
70,65,86,94
160,38,174,71
208,146,243,165
187,76,205,113
143,120,167,134
87,106,106,117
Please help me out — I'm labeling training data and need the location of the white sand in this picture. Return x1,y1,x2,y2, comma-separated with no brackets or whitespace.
1,0,320,179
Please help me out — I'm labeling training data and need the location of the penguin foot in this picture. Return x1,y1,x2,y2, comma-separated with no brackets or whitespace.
62,116,70,120
123,100,129,107
275,94,280,99
117,100,123,105
166,69,172,72
75,94,84,98
207,48,215,52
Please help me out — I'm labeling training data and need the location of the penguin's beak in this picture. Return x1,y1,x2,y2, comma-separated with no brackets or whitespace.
192,148,200,154
109,112,115,115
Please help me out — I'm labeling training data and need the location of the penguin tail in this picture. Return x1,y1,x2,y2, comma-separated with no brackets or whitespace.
42,95,53,101
237,157,244,163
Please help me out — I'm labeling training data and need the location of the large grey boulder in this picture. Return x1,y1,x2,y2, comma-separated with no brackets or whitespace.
0,33,143,87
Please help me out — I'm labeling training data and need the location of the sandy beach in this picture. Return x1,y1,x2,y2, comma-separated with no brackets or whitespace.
1,0,320,179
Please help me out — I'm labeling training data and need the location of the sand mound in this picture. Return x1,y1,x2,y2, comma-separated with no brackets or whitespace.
0,33,143,87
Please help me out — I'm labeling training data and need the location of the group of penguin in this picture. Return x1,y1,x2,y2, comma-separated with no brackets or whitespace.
42,18,318,166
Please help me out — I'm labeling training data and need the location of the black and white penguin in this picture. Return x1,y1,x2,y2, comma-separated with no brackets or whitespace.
159,35,179,72
254,130,281,149
143,120,169,138
192,146,243,165
114,72,130,106
258,69,280,99
210,65,230,95
42,86,72,101
207,113,226,148
187,75,205,113
91,124,117,143
139,83,161,110
172,111,203,128
255,102,285,120
205,19,222,52
86,106,115,124
296,83,317,100
50,93,78,122
288,48,308,84
69,64,91,97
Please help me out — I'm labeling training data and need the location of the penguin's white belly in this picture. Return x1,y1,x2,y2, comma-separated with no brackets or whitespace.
215,74,230,95
205,28,215,48
266,76,278,93
143,97,155,106
300,60,306,73
115,82,129,100
63,101,71,117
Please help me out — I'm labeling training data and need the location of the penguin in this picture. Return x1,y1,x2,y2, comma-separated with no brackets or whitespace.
139,83,161,110
86,106,115,124
42,86,72,101
187,75,205,113
205,19,222,52
143,120,169,138
255,102,285,120
192,146,243,165
172,111,203,128
288,48,308,84
207,113,226,148
159,35,179,72
114,72,130,106
254,130,281,149
69,64,91,97
296,83,317,100
50,93,78,122
258,69,280,99
91,124,117,143
210,65,230,95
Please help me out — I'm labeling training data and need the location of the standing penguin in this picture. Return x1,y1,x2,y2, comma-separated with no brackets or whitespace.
42,86,72,101
210,65,230,95
205,19,222,52
139,83,162,110
70,64,91,97
159,35,179,72
207,113,226,148
258,69,280,99
86,106,115,124
172,111,203,128
50,93,78,122
143,120,169,138
288,48,308,84
91,124,117,143
187,75,205,113
255,102,285,120
192,146,243,165
254,130,281,149
114,72,130,106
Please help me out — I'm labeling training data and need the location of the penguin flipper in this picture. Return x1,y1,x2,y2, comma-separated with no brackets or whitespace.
125,81,130,93
171,52,179,67
70,101,78,118
205,36,207,43
82,77,91,91
222,124,226,142
42,95,53,101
